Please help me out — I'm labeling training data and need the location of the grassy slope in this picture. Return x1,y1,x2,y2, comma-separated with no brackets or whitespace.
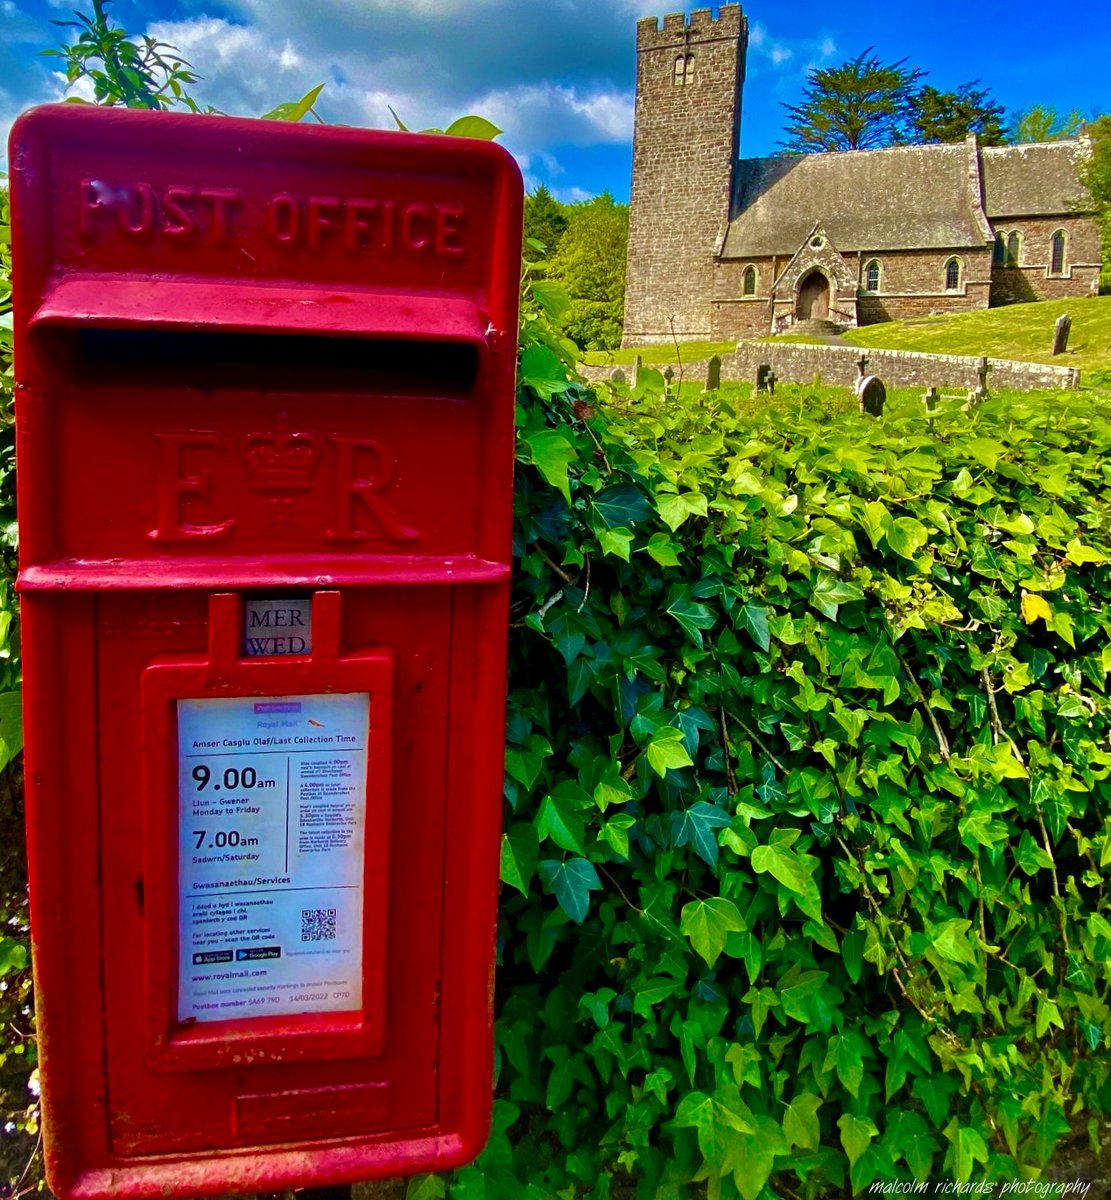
833,295,1111,376
584,296,1111,380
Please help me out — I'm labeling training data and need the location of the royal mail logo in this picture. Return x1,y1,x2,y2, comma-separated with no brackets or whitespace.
147,426,421,545
242,413,321,495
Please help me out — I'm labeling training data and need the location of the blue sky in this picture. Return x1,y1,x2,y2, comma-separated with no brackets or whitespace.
2,0,1109,202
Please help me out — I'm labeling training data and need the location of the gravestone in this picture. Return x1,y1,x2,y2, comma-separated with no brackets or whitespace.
1052,312,1072,356
632,354,643,388
609,366,626,384
855,352,869,380
756,363,773,393
968,356,992,404
923,386,939,413
856,374,886,417
704,354,722,393
663,365,674,395
766,369,777,396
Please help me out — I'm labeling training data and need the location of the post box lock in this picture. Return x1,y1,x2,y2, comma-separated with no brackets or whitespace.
10,105,521,1198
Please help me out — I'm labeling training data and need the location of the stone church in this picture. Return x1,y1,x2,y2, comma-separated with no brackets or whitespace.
623,6,1101,345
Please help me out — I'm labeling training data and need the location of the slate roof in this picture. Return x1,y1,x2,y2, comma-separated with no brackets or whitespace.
980,141,1092,218
722,141,991,259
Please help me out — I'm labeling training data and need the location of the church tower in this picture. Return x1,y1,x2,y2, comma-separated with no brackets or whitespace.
623,7,746,345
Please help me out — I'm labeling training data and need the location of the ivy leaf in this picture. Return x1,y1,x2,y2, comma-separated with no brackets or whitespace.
593,484,652,530
536,790,588,854
750,842,821,918
913,1074,959,1128
405,1174,447,1200
674,1087,754,1162
646,726,693,777
929,918,977,966
680,897,746,967
666,591,716,647
0,690,22,773
505,734,551,792
838,1113,878,1170
0,937,27,977
646,532,681,567
539,857,601,924
657,491,708,532
886,1111,938,1181
886,516,929,559
782,1092,822,1150
500,824,539,897
823,1032,865,1097
942,1120,989,1183
521,427,577,500
669,801,731,867
729,1116,788,1200
1021,590,1054,624
737,602,771,652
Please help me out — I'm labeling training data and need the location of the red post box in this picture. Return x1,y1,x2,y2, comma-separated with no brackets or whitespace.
8,105,521,1198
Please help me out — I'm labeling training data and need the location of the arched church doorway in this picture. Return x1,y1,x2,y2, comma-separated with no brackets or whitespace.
796,270,830,320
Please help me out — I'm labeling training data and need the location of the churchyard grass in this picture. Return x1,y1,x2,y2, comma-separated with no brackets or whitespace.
580,339,736,367
777,295,1111,381
581,297,1111,382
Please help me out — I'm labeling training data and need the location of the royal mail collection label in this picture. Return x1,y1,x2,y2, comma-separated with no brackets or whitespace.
176,692,369,1023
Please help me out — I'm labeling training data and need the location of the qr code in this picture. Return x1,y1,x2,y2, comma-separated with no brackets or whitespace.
301,907,337,942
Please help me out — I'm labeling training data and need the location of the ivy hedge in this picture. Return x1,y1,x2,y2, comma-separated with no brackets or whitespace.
2,46,1111,1191
416,283,1111,1198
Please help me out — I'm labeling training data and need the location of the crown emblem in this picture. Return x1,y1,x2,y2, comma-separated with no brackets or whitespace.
242,413,321,495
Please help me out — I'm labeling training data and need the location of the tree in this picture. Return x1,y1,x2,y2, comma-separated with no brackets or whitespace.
1081,113,1111,288
545,194,628,350
911,82,1007,145
523,185,569,260
781,49,924,152
1010,104,1084,143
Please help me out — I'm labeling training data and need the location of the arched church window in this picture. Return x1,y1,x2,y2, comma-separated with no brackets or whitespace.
1006,231,1022,267
864,259,880,293
993,233,1005,264
1051,230,1067,275
672,54,693,85
945,258,961,291
742,265,756,295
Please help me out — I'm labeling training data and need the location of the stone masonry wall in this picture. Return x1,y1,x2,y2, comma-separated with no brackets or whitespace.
623,7,746,345
579,343,1080,392
990,215,1102,304
853,247,994,322
727,341,1080,391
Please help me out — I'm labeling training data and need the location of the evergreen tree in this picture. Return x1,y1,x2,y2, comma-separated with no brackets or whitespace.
780,50,924,152
911,82,1007,145
523,185,569,259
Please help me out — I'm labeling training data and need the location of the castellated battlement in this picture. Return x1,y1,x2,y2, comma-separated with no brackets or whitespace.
636,4,743,49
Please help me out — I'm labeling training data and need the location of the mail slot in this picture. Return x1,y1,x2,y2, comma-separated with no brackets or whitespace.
9,105,522,1198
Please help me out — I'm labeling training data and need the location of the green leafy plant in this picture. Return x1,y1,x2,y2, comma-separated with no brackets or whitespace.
411,293,1111,1196
42,0,204,111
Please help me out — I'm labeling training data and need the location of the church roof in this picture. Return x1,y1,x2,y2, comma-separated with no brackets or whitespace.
980,140,1091,218
722,141,991,259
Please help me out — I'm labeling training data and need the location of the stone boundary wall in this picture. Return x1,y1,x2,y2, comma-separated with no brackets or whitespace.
579,341,1080,391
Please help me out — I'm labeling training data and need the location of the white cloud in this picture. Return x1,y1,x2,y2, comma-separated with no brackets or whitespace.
769,45,793,66
552,185,594,203
475,83,632,154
